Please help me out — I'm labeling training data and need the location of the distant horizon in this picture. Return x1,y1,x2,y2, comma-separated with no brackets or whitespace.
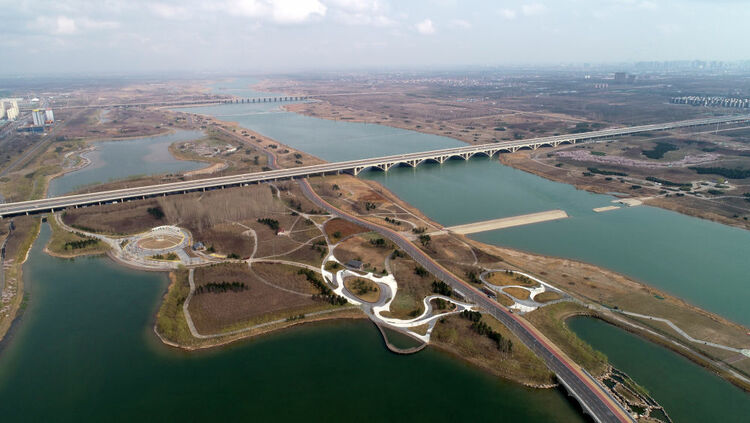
2,59,750,80
2,1,750,76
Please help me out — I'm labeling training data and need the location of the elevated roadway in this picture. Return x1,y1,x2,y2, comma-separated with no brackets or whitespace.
0,114,748,218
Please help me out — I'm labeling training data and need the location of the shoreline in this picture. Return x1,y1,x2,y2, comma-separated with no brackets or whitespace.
61,100,750,391
3,86,747,405
286,101,750,233
45,175,750,392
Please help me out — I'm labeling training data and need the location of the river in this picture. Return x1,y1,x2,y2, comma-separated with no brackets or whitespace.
0,224,583,422
179,85,750,420
179,101,750,327
568,317,750,423
47,129,207,197
3,78,748,420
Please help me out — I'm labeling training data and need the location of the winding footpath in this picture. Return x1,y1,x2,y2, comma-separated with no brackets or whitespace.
298,178,634,423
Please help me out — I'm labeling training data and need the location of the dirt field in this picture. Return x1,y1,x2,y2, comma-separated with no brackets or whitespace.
189,263,320,333
324,218,368,241
62,200,163,235
250,262,318,295
332,233,392,273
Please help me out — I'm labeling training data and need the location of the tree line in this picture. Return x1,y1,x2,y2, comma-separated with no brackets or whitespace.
195,281,248,295
460,310,513,353
587,167,628,177
690,167,750,179
64,238,99,250
298,269,348,305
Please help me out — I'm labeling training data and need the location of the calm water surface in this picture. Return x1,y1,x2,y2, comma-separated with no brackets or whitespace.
568,317,750,423
7,80,746,421
47,129,206,196
182,102,750,327
181,100,750,418
365,159,750,327
0,225,583,422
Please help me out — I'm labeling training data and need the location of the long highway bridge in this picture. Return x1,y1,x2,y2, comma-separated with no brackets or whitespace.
50,96,310,111
5,114,745,422
1,114,748,218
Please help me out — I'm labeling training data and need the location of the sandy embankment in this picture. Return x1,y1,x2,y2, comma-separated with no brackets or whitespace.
444,210,568,235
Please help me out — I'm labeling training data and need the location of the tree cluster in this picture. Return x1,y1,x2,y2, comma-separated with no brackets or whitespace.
466,270,481,284
414,265,428,277
460,310,513,353
383,217,401,226
195,281,248,294
147,207,165,220
431,280,452,297
369,237,387,247
257,218,280,232
298,269,347,305
64,238,99,250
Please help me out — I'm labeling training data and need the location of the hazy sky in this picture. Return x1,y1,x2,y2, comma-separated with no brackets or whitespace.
1,0,749,75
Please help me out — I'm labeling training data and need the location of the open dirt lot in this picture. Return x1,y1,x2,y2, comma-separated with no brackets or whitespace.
188,263,320,333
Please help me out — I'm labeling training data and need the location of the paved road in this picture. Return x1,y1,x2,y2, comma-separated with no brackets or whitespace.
298,179,634,423
2,114,747,218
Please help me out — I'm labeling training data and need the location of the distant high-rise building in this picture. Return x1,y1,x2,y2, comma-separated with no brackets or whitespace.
0,101,5,120
613,72,628,82
4,100,19,121
45,109,54,123
32,109,46,126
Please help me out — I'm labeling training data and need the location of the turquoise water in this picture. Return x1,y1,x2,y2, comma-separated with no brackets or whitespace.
0,224,584,422
179,103,462,161
568,317,750,422
181,101,750,327
47,130,207,196
365,158,750,327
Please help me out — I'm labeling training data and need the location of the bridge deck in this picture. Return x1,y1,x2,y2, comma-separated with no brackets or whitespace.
0,114,748,218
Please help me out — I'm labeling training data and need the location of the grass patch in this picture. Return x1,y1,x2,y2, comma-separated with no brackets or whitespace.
154,269,196,346
504,287,531,300
534,291,562,303
524,302,608,376
432,314,554,386
343,277,380,303
46,216,108,256
642,141,678,159
485,271,539,287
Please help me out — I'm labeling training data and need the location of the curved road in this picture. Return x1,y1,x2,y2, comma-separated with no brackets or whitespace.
298,179,633,423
